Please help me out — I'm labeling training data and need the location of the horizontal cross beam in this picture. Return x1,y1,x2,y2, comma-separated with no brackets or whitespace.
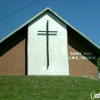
37,33,57,35
38,31,58,33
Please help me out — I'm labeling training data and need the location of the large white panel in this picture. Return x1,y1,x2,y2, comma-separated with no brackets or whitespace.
28,12,69,75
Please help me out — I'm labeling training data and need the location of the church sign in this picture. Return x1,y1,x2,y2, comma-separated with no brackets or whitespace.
69,52,96,60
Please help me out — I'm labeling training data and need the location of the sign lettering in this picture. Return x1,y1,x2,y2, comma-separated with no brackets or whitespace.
69,52,96,60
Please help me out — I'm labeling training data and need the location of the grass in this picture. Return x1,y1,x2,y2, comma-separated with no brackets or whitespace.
0,76,100,100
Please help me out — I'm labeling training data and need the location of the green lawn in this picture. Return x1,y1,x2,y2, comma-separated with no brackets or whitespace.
0,76,100,100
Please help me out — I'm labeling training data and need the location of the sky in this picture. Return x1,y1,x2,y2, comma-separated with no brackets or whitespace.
0,0,100,47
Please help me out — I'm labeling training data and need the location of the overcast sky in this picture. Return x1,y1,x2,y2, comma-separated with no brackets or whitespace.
0,0,100,47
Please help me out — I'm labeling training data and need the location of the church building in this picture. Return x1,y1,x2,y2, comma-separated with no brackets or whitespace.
0,7,100,79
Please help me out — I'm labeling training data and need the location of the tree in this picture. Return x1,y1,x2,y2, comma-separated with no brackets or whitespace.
97,57,100,69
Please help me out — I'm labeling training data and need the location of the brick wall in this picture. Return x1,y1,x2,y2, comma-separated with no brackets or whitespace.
0,23,99,79
67,25,98,79
0,26,27,75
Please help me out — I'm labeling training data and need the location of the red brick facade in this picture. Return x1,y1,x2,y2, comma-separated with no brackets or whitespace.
67,25,98,79
0,26,27,75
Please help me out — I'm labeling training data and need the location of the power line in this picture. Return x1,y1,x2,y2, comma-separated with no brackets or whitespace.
0,0,39,22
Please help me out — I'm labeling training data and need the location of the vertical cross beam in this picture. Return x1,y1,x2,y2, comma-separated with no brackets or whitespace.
37,20,58,70
46,20,49,69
